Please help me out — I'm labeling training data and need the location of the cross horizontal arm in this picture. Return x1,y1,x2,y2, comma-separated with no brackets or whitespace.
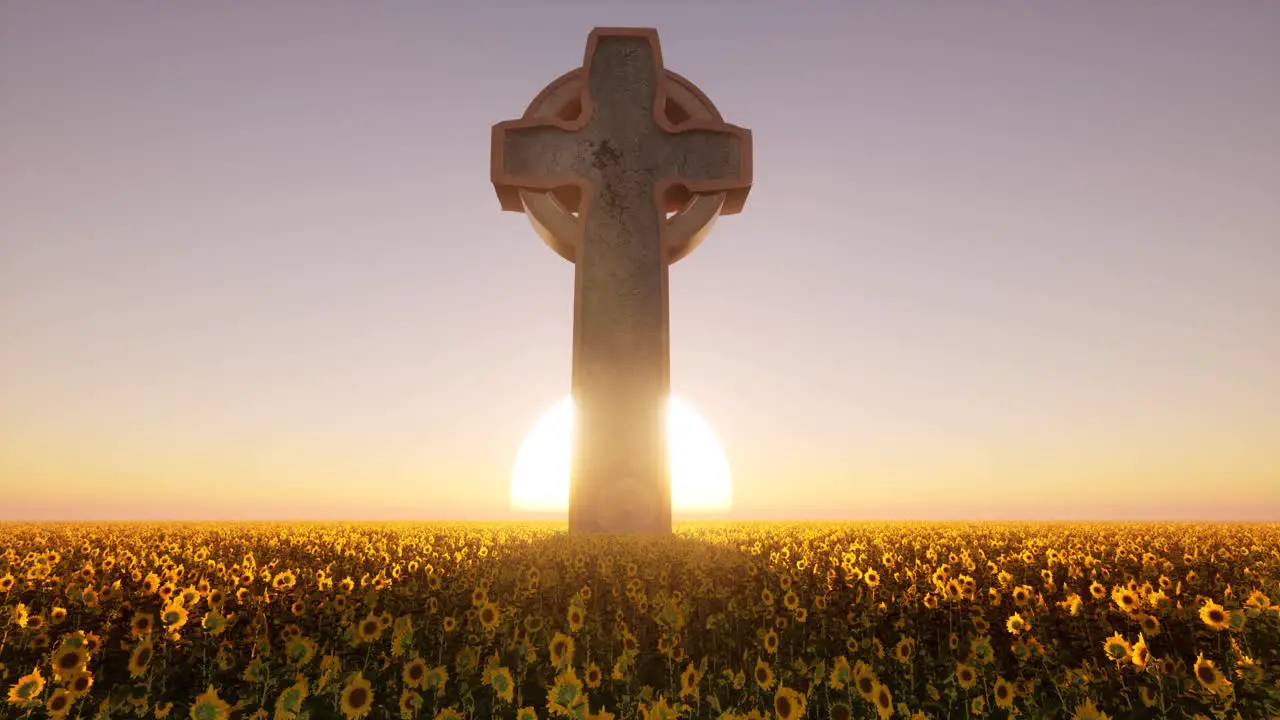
494,124,593,191
660,126,751,189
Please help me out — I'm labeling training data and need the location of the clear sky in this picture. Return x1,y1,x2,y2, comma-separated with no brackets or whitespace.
2,1,1277,522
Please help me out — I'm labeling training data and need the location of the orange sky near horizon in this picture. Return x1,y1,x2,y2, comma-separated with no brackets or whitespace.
2,2,1278,523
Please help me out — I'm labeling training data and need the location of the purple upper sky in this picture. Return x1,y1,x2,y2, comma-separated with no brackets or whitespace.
2,1,1277,520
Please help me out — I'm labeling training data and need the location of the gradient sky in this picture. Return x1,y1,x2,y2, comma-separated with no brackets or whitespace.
2,1,1278,521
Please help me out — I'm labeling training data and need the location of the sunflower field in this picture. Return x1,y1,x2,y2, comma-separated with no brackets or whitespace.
2,522,1279,720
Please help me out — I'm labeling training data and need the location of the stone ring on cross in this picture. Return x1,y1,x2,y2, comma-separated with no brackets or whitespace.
491,27,753,265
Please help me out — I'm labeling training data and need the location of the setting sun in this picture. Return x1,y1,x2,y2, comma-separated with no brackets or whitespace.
510,395,732,514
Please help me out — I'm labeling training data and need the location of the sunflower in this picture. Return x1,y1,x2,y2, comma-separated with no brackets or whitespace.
753,658,775,690
872,682,893,719
1111,586,1140,613
639,696,677,720
546,668,584,716
403,657,427,690
854,662,878,702
993,676,1015,709
773,685,805,720
0,574,13,592
567,605,585,633
549,632,575,667
1235,655,1263,684
479,602,500,632
274,677,309,719
45,687,73,718
49,639,88,681
829,701,853,720
1199,600,1229,631
1102,632,1131,662
67,670,93,696
1070,698,1112,720
1138,685,1157,708
678,663,700,699
355,614,383,643
1192,654,1230,694
129,607,154,635
584,663,602,689
161,602,189,631
487,666,515,703
955,663,977,690
763,629,779,654
7,667,45,706
399,690,422,718
340,672,374,720
423,665,449,697
127,640,154,678
865,569,880,587
1131,633,1150,669
828,656,852,690
190,685,231,720
1005,613,1028,635
516,708,538,720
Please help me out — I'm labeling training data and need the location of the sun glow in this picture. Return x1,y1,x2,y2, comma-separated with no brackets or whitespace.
510,395,732,513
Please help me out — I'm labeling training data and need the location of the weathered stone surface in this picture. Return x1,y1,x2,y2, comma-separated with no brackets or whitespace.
491,28,753,534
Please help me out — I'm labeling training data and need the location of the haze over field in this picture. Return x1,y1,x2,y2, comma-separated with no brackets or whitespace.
2,1,1278,521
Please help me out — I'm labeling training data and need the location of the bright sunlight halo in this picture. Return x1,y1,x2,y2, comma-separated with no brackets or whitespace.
510,395,732,513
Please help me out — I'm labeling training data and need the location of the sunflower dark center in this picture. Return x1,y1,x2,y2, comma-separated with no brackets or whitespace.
349,687,369,707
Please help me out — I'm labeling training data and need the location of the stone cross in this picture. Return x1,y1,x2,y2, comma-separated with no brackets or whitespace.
491,27,753,534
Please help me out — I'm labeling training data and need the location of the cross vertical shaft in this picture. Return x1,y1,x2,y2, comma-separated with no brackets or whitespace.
492,28,753,533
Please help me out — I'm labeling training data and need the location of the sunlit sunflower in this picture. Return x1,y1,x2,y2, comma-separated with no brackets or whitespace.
127,640,154,678
1103,632,1132,662
773,685,806,720
1006,613,1028,635
872,683,893,719
1111,586,1140,613
1192,654,1230,694
1199,600,1229,631
1131,633,1150,669
67,670,93,697
753,658,775,691
45,687,73,718
854,662,879,702
340,672,375,719
6,667,45,707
